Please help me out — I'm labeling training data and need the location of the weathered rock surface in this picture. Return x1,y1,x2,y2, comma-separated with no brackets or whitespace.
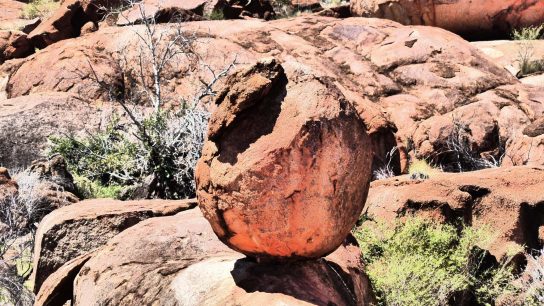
472,40,544,78
0,0,24,23
32,198,197,293
0,93,118,168
0,0,31,32
0,30,32,64
69,208,374,305
365,166,544,259
196,58,373,259
3,17,544,171
351,0,544,39
0,167,17,201
27,0,123,48
35,252,94,306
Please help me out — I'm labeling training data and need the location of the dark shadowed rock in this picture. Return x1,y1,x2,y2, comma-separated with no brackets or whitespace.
0,30,33,64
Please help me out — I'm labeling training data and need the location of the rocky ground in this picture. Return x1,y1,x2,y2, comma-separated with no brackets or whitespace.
0,0,544,305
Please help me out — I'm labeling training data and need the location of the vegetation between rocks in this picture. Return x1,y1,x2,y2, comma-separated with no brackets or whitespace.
512,25,544,41
21,0,59,19
49,107,209,200
353,217,541,306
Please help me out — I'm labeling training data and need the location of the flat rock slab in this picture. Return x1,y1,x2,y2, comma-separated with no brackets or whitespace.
32,198,197,293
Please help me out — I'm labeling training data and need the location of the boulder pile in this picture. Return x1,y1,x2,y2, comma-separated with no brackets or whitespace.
31,59,377,306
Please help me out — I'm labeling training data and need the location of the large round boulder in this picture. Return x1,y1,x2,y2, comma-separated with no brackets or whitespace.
196,58,373,260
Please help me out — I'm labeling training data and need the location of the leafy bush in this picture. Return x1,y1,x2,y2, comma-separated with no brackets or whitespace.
48,107,209,200
49,117,139,187
353,218,518,306
22,0,59,19
512,25,544,40
72,175,125,199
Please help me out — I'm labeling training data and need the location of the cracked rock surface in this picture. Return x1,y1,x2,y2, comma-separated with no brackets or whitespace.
196,58,373,260
365,166,544,259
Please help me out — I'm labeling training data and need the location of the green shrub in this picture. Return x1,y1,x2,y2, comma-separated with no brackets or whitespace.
48,116,140,187
73,175,125,199
22,0,59,19
512,25,544,40
207,9,225,20
353,218,518,306
48,107,209,200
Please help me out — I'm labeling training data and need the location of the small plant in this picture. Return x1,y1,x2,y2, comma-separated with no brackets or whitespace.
521,249,544,304
207,9,225,20
0,171,44,305
22,0,59,19
512,25,544,40
442,117,504,172
320,0,346,8
408,159,436,180
373,147,398,180
517,42,544,77
73,175,125,199
353,218,518,306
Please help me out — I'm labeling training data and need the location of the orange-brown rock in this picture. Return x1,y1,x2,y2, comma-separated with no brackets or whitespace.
196,58,373,260
27,0,123,48
32,198,196,293
4,17,544,171
0,30,32,64
35,252,94,306
70,208,375,305
351,0,544,39
365,166,544,259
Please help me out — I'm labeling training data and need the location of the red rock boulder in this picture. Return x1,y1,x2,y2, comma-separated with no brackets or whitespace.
365,166,544,259
27,0,123,48
351,0,544,39
196,58,373,260
0,30,33,64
